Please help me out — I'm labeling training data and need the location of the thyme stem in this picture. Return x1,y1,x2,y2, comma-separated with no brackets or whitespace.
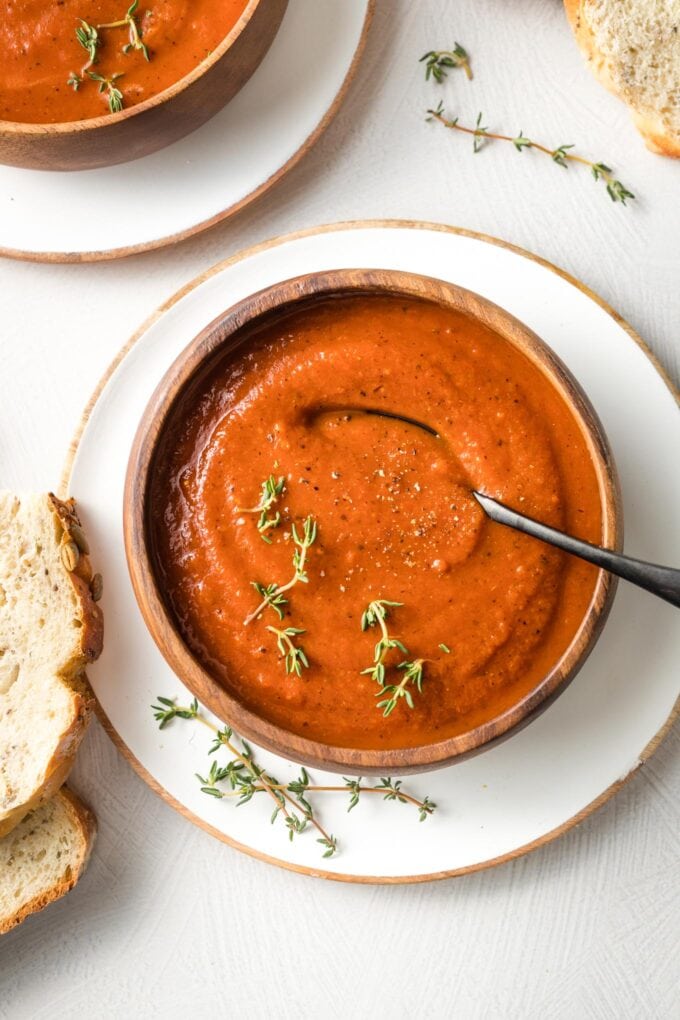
360,600,408,686
426,102,634,205
236,474,285,543
97,0,150,60
151,698,437,855
266,625,309,676
245,516,317,625
154,698,336,851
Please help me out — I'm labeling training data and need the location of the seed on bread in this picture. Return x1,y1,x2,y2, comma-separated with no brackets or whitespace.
69,524,90,556
90,573,103,602
60,540,80,573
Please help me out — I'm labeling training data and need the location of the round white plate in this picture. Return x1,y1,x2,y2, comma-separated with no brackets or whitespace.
65,222,679,882
0,1,371,263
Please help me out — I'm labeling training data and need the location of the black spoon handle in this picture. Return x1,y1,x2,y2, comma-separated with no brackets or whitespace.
474,492,680,609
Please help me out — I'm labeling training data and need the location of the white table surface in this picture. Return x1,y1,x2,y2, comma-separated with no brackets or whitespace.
0,2,678,1016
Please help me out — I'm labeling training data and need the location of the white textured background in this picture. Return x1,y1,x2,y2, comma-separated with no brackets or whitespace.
0,1,678,1016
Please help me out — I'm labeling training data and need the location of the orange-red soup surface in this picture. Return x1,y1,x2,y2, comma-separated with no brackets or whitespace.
0,0,248,123
150,295,603,751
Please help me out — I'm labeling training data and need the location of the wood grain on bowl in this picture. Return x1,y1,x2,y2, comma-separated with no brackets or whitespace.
124,268,622,775
0,0,287,171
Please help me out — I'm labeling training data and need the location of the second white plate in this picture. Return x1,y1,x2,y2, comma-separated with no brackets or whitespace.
65,222,679,882
0,1,371,262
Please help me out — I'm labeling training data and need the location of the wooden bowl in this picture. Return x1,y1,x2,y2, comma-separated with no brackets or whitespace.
124,269,622,775
0,0,287,171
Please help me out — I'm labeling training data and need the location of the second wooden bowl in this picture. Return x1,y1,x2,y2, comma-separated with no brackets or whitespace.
124,269,622,775
0,0,287,171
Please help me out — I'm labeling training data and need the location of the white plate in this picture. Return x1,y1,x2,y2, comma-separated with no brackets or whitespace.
65,222,680,882
0,1,371,263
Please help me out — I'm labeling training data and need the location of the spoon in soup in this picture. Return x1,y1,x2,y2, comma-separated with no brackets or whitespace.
328,406,680,609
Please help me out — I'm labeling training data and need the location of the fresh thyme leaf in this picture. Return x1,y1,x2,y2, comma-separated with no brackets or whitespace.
360,599,403,632
75,20,100,67
551,143,574,168
376,658,426,717
245,515,317,625
152,696,437,856
87,71,125,113
69,4,152,103
344,777,362,812
360,599,411,689
251,581,287,620
438,643,451,653
418,796,437,822
267,625,309,676
151,695,198,729
420,44,472,82
378,778,408,804
291,516,317,583
512,131,532,152
426,103,635,206
236,474,286,543
98,0,151,60
317,835,338,858
473,111,488,153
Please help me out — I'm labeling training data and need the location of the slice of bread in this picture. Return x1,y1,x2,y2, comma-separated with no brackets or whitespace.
0,493,103,837
0,787,96,935
565,1,680,157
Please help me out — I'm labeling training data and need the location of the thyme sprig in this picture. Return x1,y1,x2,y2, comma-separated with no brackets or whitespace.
236,474,286,543
360,600,407,686
377,658,426,718
68,2,151,110
426,101,634,205
267,625,309,676
361,601,428,716
88,71,125,114
152,697,437,857
245,516,317,625
420,44,472,82
97,1,150,60
75,20,100,70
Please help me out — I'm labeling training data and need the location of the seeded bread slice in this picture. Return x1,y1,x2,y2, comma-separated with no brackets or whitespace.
0,493,103,837
565,0,680,157
0,787,96,935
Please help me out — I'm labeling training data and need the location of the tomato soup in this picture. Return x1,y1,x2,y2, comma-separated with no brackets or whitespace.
149,294,604,751
0,0,249,123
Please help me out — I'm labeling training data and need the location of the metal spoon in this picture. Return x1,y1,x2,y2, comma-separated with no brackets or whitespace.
472,491,680,609
333,406,680,609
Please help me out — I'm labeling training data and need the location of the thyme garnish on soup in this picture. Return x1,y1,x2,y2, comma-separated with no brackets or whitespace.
360,600,429,717
236,474,286,543
67,2,151,113
152,697,437,857
245,515,317,625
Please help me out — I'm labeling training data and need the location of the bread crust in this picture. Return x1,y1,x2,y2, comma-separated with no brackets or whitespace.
48,494,104,669
0,787,97,935
564,0,680,157
0,674,94,838
0,494,103,838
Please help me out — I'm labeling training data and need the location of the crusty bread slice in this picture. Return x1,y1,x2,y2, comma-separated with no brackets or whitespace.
0,787,96,935
0,493,103,837
565,1,680,157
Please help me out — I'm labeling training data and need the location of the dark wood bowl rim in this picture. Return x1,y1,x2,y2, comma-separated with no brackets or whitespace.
124,268,622,775
0,0,263,134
